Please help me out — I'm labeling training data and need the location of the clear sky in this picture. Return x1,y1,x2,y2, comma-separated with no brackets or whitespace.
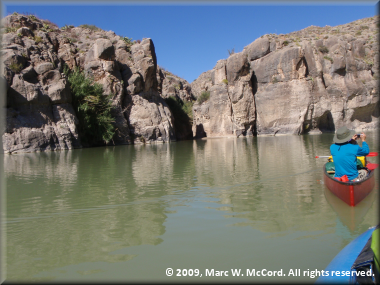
2,1,378,83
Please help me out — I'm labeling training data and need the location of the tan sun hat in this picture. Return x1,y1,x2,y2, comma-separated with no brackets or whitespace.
333,126,356,143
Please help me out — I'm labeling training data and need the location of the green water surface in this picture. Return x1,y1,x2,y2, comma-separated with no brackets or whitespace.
2,132,379,282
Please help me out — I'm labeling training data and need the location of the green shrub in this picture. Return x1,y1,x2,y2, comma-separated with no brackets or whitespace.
5,26,18,33
8,62,23,73
356,31,362,36
40,23,52,32
61,24,74,30
34,36,42,43
272,77,279,84
283,40,289,46
28,15,37,21
64,66,115,144
364,57,373,67
222,79,228,85
164,96,193,127
122,36,133,45
324,56,334,63
121,36,134,51
318,46,329,54
197,91,210,104
79,24,102,32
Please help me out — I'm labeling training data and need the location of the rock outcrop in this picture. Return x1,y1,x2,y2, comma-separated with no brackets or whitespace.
1,13,379,153
1,13,183,153
191,16,379,137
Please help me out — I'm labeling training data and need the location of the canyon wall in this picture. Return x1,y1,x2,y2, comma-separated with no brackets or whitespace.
191,16,379,138
1,13,378,153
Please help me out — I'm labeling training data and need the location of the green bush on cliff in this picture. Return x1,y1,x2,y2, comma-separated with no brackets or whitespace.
197,91,210,104
165,96,193,126
79,24,103,32
9,62,23,73
318,46,329,54
64,66,115,144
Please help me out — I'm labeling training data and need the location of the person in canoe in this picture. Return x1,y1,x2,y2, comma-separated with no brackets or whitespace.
330,126,370,182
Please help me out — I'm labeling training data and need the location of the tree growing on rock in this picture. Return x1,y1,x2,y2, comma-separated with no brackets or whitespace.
64,66,115,145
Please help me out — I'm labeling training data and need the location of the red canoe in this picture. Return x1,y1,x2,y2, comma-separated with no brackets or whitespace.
323,163,376,207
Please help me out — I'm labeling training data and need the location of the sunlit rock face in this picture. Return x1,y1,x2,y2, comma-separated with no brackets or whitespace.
1,14,180,153
1,14,379,153
191,17,379,138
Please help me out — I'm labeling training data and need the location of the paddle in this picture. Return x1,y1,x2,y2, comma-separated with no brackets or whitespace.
315,152,378,158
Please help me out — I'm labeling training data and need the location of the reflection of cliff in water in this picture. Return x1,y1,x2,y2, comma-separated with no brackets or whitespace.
5,145,191,281
191,134,378,234
4,131,378,280
131,141,196,193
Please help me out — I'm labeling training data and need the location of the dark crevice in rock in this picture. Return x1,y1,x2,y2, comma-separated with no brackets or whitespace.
321,72,327,89
335,68,347,77
372,102,379,118
296,57,309,78
250,71,258,136
195,123,206,138
302,57,309,78
302,104,313,134
317,110,335,132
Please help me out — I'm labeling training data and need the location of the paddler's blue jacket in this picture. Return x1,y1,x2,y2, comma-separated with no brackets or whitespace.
330,141,370,180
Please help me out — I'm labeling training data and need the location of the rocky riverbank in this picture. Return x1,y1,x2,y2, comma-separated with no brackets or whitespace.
1,13,378,153
191,16,379,138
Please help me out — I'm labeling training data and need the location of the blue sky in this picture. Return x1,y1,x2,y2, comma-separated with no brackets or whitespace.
2,2,378,83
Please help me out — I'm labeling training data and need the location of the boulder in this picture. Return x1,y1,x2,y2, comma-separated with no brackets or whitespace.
211,60,227,85
48,79,71,104
226,51,250,84
35,62,54,75
94,38,115,60
246,37,270,61
16,27,34,38
126,92,175,143
131,38,158,92
251,47,305,83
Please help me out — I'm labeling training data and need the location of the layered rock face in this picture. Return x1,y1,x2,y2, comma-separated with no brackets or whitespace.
191,16,379,137
2,15,81,153
2,14,182,153
1,13,379,153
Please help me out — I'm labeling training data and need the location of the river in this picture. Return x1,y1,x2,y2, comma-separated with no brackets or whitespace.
2,132,379,282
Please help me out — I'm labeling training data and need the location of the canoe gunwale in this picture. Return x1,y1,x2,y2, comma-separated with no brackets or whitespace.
323,164,375,186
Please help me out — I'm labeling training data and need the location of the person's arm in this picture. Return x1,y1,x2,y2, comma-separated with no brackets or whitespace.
356,133,369,156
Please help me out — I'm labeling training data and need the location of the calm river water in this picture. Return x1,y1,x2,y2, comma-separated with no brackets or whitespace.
2,132,379,282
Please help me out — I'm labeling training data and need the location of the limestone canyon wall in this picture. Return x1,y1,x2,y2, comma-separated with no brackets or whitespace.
1,14,188,153
1,13,378,154
191,16,379,138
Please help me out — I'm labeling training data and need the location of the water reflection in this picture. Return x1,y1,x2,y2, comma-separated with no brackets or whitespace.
324,186,377,232
5,147,170,281
4,131,378,281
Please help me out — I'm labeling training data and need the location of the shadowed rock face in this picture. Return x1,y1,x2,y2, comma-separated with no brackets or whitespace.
191,16,379,137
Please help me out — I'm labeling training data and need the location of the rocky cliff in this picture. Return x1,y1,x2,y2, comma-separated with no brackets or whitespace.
191,16,379,138
1,13,193,154
1,13,379,154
